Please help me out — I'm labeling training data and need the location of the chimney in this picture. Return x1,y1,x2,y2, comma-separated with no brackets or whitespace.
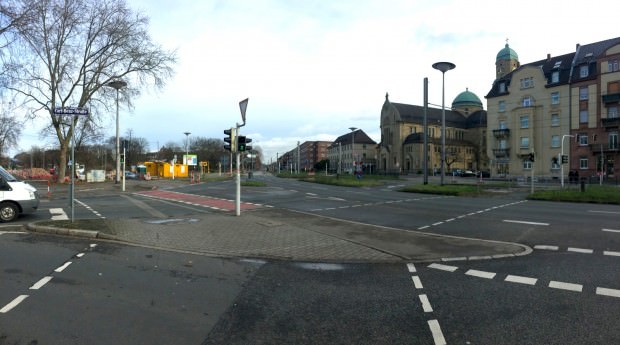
547,53,551,61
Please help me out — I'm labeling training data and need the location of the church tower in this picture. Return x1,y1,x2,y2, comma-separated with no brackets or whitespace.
495,40,520,79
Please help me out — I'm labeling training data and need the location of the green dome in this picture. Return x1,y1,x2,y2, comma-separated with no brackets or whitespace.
452,88,482,108
496,43,518,61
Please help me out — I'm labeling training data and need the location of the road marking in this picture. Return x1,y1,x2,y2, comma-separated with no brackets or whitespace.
465,269,496,279
589,210,620,214
407,263,416,273
49,208,68,220
419,294,433,312
90,244,98,248
604,251,620,257
602,228,620,233
549,281,583,292
55,261,72,273
505,275,538,285
534,245,559,251
305,193,317,196
432,221,444,226
445,218,455,222
442,257,467,262
30,276,53,290
418,225,430,230
328,197,345,201
567,247,593,254
428,319,447,345
0,295,29,313
503,220,549,226
428,263,458,272
412,276,423,289
596,287,620,298
76,253,85,258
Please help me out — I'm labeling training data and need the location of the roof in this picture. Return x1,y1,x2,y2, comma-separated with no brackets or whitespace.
331,129,377,146
452,88,483,108
497,43,518,61
571,36,620,82
389,103,482,129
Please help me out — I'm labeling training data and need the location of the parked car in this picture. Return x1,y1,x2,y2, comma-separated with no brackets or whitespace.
124,171,137,179
460,170,476,177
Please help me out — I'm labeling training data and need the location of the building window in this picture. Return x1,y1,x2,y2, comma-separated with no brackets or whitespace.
551,158,560,170
551,135,560,148
499,120,506,129
579,87,588,100
580,65,589,78
499,82,506,93
608,106,619,118
579,110,588,123
551,92,560,105
523,160,532,169
609,59,619,72
520,137,529,148
499,139,507,149
551,71,560,83
522,96,533,107
499,100,505,112
579,157,588,169
610,132,619,150
551,113,560,126
520,115,529,128
578,133,588,145
520,77,534,89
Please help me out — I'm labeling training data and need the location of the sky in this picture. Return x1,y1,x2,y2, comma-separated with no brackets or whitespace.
11,0,620,163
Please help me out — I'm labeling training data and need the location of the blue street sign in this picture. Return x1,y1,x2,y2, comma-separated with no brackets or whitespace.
53,107,89,116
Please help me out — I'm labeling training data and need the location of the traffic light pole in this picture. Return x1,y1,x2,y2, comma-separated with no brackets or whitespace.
235,149,241,216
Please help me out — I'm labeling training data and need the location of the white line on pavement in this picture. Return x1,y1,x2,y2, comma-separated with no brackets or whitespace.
441,257,467,262
604,251,620,257
602,228,620,233
567,247,594,254
549,280,583,292
30,276,53,290
419,294,433,312
432,222,444,226
428,319,447,345
412,276,424,289
503,220,549,226
407,263,416,273
55,261,72,273
428,263,458,272
596,287,620,298
465,269,496,279
534,245,559,251
505,275,538,285
0,295,29,313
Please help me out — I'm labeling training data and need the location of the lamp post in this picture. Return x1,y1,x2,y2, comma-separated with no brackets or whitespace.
349,127,357,173
432,61,455,185
184,131,191,164
106,80,127,184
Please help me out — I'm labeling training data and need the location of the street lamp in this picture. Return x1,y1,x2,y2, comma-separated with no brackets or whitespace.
106,79,127,184
349,127,357,173
432,61,455,185
184,131,191,157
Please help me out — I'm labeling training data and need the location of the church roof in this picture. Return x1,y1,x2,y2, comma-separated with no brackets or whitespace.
496,43,518,61
452,88,483,108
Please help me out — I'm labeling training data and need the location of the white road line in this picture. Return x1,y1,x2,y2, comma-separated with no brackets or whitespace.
412,276,424,289
567,247,594,254
55,261,72,273
30,276,53,290
549,281,583,292
604,251,620,257
446,218,455,222
596,287,620,298
428,319,447,345
419,294,433,312
505,275,538,286
465,269,496,279
49,208,68,220
407,263,416,273
0,295,29,313
589,210,620,214
602,228,620,233
441,257,467,262
418,225,430,230
90,244,98,248
503,220,549,226
534,245,559,251
428,263,458,272
76,253,85,258
432,221,444,226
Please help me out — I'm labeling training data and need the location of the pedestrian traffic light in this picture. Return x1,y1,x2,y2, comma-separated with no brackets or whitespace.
245,137,252,151
561,155,568,164
224,128,236,152
528,152,535,162
237,135,247,152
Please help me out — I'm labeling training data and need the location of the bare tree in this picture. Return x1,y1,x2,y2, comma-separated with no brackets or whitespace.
4,0,176,181
0,103,22,160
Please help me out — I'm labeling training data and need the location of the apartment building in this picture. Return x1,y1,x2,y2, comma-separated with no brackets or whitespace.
327,129,377,174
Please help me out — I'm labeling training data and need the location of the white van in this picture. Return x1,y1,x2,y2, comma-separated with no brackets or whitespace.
0,165,40,222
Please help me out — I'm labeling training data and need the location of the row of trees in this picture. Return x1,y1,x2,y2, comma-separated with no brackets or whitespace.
0,0,177,182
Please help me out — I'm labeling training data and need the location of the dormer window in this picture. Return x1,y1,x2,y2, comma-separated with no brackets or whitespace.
499,82,506,93
520,77,534,89
551,71,559,83
580,65,589,78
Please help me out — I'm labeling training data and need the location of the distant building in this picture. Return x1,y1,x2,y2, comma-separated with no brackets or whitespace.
327,129,377,174
378,92,487,175
278,141,332,172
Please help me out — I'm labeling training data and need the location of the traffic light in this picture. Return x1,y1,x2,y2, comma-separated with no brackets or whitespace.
561,155,568,164
237,136,247,152
224,128,236,152
245,137,252,151
528,152,535,162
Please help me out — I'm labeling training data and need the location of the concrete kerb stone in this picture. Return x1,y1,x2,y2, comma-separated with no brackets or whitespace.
26,222,101,239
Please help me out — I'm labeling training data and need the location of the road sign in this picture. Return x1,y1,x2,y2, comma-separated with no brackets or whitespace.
239,98,248,124
53,107,89,116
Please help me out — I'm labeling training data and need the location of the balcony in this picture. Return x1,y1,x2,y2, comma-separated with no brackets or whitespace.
589,144,619,153
602,117,620,128
602,92,620,104
492,128,510,138
492,148,510,157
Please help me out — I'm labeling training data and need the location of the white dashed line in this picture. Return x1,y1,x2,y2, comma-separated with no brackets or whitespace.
596,287,620,298
505,275,538,286
0,295,29,313
549,281,583,292
419,294,433,312
567,247,593,254
412,276,423,289
534,245,559,251
30,276,53,290
54,262,72,273
602,228,620,233
432,222,444,226
428,319,447,345
428,263,458,272
604,251,620,257
503,220,549,226
465,269,496,279
407,263,417,273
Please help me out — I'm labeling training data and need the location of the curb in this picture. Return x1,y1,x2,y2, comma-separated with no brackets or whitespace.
26,223,103,239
